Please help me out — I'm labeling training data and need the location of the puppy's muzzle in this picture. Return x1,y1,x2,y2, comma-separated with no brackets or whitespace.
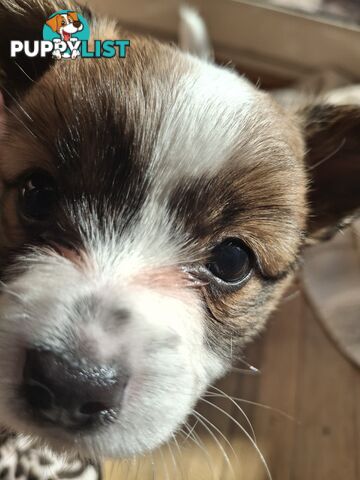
22,349,128,430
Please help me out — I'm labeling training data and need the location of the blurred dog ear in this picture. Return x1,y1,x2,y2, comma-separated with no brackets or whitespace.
178,6,213,61
301,103,360,242
0,0,90,104
45,13,61,32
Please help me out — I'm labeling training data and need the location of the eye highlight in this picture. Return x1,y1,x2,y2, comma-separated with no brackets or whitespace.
19,171,58,222
206,239,253,284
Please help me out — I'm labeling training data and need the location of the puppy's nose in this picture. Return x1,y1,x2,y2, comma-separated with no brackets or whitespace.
22,349,128,430
73,21,81,28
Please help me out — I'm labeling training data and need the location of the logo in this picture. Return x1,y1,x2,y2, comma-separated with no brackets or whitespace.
10,10,130,59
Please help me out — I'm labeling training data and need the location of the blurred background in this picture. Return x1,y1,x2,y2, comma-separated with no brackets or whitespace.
84,1,360,479
87,0,360,88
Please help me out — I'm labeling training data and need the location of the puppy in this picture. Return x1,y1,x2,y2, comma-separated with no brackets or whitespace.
46,11,83,58
0,0,359,465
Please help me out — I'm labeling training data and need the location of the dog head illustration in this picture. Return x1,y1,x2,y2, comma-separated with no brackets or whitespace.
46,11,83,42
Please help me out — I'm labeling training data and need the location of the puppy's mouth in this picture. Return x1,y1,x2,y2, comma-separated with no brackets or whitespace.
62,31,71,42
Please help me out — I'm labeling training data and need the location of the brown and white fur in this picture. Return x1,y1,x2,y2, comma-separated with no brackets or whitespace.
0,0,359,470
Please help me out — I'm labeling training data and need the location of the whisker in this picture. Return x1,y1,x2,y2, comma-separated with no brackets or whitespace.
123,457,132,480
113,458,122,480
14,62,35,83
236,357,261,374
167,440,180,480
216,395,297,422
230,366,260,376
201,397,273,480
180,423,216,480
207,385,257,441
133,456,141,480
194,409,239,475
180,418,199,443
3,104,37,138
158,445,170,480
281,289,300,304
149,452,156,480
0,281,25,304
171,433,185,480
0,86,33,121
192,409,233,473
309,138,346,171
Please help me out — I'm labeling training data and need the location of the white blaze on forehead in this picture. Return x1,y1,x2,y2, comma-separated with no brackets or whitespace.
60,14,69,24
149,57,259,181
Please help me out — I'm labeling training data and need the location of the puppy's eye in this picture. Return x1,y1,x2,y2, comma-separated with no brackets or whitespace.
206,239,253,284
19,171,57,221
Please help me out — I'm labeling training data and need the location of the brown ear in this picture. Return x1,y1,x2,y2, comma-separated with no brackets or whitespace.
46,14,60,32
302,104,360,242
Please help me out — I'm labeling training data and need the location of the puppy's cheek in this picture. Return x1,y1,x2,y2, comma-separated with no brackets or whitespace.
96,289,226,457
204,274,293,351
123,285,227,387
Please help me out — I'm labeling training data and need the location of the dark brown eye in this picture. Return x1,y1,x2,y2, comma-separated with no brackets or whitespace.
19,171,57,221
206,239,253,284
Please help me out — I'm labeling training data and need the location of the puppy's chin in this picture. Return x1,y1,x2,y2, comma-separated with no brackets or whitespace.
0,249,227,459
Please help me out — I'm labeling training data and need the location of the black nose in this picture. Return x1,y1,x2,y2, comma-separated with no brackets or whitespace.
22,349,128,430
73,20,81,28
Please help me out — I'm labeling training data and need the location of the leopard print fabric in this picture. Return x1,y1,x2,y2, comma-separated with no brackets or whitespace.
0,436,101,480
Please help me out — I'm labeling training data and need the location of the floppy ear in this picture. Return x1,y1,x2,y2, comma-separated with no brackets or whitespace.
0,0,90,104
301,103,360,242
46,14,61,32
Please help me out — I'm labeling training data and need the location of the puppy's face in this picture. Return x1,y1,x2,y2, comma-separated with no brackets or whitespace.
46,12,82,36
60,14,80,34
0,0,359,460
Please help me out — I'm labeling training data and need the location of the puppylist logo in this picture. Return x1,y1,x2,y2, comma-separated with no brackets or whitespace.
11,10,130,59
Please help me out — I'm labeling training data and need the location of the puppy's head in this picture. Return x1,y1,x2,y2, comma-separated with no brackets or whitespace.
46,12,82,35
0,0,359,460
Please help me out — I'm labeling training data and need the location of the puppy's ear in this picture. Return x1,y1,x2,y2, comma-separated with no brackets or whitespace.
302,104,360,242
45,14,61,32
178,6,213,61
0,0,89,103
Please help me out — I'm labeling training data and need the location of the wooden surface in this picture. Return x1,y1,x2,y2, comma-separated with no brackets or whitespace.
104,281,360,480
